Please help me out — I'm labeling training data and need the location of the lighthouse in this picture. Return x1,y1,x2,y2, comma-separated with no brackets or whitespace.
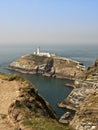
37,47,40,54
34,47,51,57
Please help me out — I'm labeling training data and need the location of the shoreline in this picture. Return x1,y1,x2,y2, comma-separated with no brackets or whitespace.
7,54,86,81
7,66,76,81
65,83,75,88
57,102,76,111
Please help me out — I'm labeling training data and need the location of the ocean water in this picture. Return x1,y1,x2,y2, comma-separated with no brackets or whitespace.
0,44,98,117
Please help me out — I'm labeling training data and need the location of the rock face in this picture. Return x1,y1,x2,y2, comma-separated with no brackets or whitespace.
71,92,98,130
59,59,98,130
8,80,57,123
8,54,85,80
59,80,98,111
0,72,71,130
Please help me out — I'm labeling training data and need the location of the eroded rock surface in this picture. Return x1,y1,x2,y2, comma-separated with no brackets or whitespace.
8,54,85,80
71,92,98,130
0,72,71,130
59,59,98,130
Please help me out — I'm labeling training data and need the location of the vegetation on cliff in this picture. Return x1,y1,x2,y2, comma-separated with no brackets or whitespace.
8,54,85,80
0,72,73,130
84,59,98,81
76,59,98,81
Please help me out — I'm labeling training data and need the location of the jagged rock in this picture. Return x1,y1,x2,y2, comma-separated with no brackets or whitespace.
58,58,98,130
59,112,73,124
0,72,69,130
28,97,35,103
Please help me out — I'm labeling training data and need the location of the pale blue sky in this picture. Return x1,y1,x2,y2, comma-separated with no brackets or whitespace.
0,0,98,45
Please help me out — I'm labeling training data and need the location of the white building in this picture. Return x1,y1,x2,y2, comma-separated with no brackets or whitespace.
34,47,51,57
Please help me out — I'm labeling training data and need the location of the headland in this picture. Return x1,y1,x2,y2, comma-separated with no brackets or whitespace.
0,72,72,130
8,48,85,80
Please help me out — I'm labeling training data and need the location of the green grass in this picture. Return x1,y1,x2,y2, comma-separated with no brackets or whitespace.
26,54,52,64
0,72,28,83
0,72,10,80
21,118,74,130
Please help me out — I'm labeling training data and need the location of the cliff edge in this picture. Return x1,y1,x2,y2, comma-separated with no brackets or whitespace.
59,59,98,130
0,72,72,130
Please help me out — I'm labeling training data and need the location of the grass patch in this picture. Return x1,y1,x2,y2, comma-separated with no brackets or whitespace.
8,75,18,81
0,72,17,81
0,72,26,82
21,118,74,130
0,72,10,80
27,54,52,65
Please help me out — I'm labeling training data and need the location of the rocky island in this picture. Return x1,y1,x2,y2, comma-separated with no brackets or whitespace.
8,48,85,80
0,72,72,130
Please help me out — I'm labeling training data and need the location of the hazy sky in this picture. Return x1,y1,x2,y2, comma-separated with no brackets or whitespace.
0,0,98,45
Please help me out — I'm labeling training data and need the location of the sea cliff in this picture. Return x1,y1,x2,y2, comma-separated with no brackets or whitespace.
0,72,72,130
8,54,85,80
7,53,98,129
59,59,98,130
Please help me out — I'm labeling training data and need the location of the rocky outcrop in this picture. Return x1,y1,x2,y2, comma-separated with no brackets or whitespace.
8,54,85,80
59,80,98,111
8,81,57,123
58,59,98,129
71,92,98,130
59,112,73,124
0,72,71,130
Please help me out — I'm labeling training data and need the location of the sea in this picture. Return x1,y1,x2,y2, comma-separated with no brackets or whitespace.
0,43,98,118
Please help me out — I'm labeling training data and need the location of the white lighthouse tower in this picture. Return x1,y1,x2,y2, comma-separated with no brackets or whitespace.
37,47,40,54
34,47,51,57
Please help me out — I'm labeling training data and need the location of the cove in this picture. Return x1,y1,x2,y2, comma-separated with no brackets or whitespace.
8,69,73,118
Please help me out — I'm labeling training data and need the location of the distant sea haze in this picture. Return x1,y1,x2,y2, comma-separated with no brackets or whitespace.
0,44,98,70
